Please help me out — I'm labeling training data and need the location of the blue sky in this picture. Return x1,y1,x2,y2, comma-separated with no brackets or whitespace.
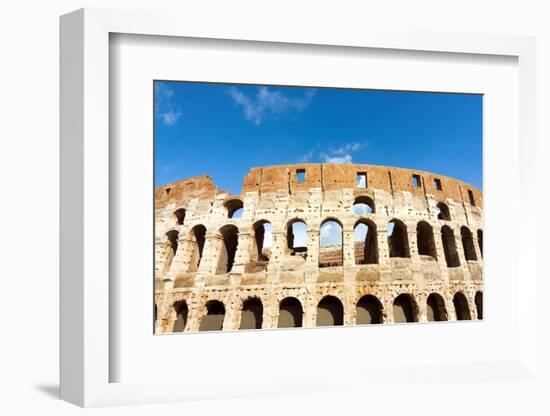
155,81,482,196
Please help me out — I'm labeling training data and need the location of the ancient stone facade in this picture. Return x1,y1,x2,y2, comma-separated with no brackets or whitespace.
154,163,483,333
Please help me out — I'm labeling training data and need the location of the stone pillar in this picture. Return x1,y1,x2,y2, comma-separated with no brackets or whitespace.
267,230,286,282
473,234,483,263
165,237,195,280
417,296,428,323
306,229,320,283
342,228,355,268
303,302,317,328
196,233,223,284
407,229,420,262
232,231,253,274
185,303,203,332
383,298,395,323
376,224,390,267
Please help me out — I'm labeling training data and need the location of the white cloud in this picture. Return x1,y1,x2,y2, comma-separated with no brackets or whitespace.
155,82,183,126
321,154,353,164
306,141,368,164
229,86,315,125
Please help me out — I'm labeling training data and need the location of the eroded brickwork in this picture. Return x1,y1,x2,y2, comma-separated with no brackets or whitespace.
154,164,483,333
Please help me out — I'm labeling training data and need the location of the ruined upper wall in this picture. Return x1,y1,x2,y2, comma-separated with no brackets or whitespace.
155,175,222,209
242,163,483,208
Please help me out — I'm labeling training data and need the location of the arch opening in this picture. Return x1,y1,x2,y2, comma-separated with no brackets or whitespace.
199,300,226,331
163,230,179,272
252,220,272,262
317,296,344,326
417,221,437,259
393,294,417,323
225,199,244,219
216,225,239,274
174,208,186,225
436,202,451,221
277,297,303,328
475,291,483,320
319,219,343,267
388,220,410,258
188,225,206,272
477,229,483,258
354,220,378,264
239,297,263,330
353,196,375,215
453,292,472,320
461,226,478,261
172,300,188,332
356,295,383,324
426,293,448,321
287,219,308,258
441,225,460,267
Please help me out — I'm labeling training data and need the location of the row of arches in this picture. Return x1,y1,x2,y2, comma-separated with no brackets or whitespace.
163,218,483,274
171,199,460,225
166,291,483,332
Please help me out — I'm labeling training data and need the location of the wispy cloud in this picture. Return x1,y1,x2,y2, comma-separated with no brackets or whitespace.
229,87,316,125
155,82,183,126
319,142,368,164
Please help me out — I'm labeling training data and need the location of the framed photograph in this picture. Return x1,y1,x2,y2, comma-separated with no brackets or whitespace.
60,8,537,408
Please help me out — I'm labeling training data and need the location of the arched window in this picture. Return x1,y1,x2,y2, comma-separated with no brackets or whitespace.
354,220,378,264
356,295,383,324
172,300,188,332
426,293,448,321
225,199,244,219
319,219,343,267
477,229,483,258
475,291,483,320
239,297,263,330
461,226,478,261
436,202,451,221
198,300,225,331
316,296,344,326
216,225,239,274
287,219,308,257
188,225,206,272
416,221,437,259
163,230,179,272
278,297,303,328
441,225,460,267
387,219,410,258
453,292,472,320
174,208,186,225
393,294,417,323
352,195,375,215
252,220,272,262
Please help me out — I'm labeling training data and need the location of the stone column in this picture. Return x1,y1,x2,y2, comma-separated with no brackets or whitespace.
383,298,395,324
196,233,223,285
342,228,355,268
185,303,203,332
306,229,320,283
303,302,317,328
267,230,286,282
376,224,390,267
417,296,428,323
232,231,253,275
433,225,450,281
407,229,420,262
164,236,195,281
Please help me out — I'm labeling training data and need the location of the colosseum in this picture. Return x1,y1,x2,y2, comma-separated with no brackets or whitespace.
154,163,483,333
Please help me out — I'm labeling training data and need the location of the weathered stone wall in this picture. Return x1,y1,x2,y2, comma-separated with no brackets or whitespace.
154,163,483,333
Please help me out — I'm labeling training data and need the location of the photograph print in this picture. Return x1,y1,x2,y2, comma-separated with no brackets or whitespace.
153,81,483,334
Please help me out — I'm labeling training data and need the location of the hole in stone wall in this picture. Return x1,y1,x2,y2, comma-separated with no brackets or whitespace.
434,178,442,191
188,225,206,272
352,195,375,215
468,189,476,206
225,199,244,218
477,229,483,258
354,220,378,264
163,230,179,272
412,174,421,188
436,202,451,220
356,172,367,188
475,291,483,320
296,169,305,183
172,301,188,332
253,220,272,262
287,219,308,257
174,208,186,225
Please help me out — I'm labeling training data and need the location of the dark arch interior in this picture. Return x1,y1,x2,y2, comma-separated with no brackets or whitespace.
354,221,378,265
217,225,239,274
287,219,308,257
417,221,437,258
317,296,344,326
441,226,460,267
225,199,244,218
426,293,448,321
475,291,483,320
174,208,186,225
189,225,206,272
393,294,417,323
172,301,188,332
388,220,410,258
240,298,263,330
253,221,271,262
356,295,383,324
453,292,472,320
199,300,226,331
477,229,483,258
353,195,375,215
164,230,179,271
461,227,478,261
278,297,303,328
436,202,451,220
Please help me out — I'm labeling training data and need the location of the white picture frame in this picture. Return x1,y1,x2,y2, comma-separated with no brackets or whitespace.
60,7,537,408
